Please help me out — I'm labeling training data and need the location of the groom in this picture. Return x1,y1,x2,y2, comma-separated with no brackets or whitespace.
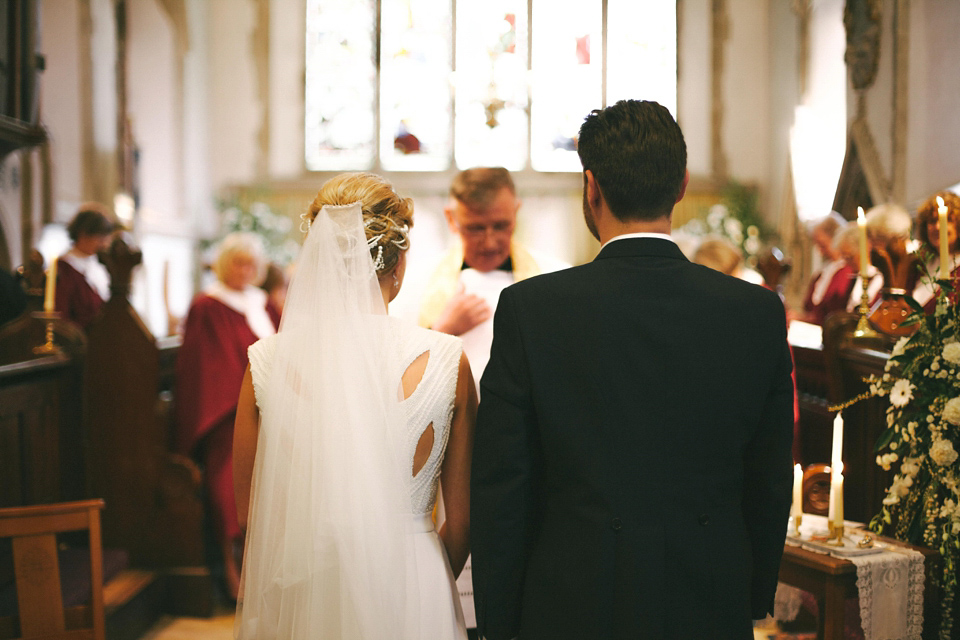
471,100,794,640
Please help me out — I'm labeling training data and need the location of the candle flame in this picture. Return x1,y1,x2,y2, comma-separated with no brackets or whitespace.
857,206,865,222
937,195,945,209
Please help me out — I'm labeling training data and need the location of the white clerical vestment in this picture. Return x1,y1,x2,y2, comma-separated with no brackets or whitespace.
409,240,568,629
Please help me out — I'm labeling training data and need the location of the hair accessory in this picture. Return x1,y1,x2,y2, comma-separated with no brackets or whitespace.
299,212,312,233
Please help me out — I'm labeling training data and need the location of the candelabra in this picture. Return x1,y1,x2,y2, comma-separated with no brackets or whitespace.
853,272,877,338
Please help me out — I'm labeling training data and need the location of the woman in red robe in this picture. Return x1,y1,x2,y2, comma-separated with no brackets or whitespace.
55,204,115,328
912,190,960,312
175,232,276,600
802,220,858,326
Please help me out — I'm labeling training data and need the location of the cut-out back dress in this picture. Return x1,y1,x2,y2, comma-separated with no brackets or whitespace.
247,318,467,639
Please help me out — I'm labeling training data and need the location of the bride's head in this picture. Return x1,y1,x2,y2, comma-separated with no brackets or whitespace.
308,173,414,283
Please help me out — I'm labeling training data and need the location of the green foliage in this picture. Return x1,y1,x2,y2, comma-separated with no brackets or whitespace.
205,198,300,267
865,272,960,639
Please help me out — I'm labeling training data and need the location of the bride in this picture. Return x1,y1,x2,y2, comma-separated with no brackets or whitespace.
232,172,476,639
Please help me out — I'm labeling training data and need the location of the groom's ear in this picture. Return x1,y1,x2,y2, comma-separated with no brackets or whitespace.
585,170,602,213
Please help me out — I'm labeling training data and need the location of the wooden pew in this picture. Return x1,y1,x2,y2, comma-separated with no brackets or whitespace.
83,235,212,619
0,241,212,639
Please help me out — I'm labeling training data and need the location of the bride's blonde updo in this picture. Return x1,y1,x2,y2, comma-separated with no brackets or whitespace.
307,172,414,276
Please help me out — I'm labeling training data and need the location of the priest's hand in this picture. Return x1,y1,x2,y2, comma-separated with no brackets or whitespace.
432,283,492,336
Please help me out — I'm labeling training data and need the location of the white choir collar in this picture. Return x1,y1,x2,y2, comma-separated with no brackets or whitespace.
62,248,111,300
204,281,276,339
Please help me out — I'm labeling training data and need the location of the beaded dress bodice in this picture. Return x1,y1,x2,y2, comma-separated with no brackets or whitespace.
247,320,462,516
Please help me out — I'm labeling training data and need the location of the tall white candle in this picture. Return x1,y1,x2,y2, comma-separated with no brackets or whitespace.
831,412,844,473
937,196,950,279
43,257,58,313
830,463,845,530
857,207,869,277
791,464,803,518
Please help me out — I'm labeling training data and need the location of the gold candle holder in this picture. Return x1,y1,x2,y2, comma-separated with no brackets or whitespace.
31,311,63,355
826,523,845,546
853,273,877,338
790,513,803,538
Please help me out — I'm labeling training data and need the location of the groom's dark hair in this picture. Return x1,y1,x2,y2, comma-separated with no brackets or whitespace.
577,99,687,222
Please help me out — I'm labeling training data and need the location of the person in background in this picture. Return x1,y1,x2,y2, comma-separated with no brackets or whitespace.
259,262,289,329
802,213,856,325
416,167,569,383
55,203,116,328
849,203,911,313
912,190,960,309
404,167,567,634
692,236,764,284
175,231,276,601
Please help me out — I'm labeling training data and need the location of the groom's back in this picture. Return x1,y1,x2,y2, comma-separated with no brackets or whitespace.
475,238,793,639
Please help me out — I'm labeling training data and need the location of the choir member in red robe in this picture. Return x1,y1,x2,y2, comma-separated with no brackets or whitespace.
175,232,275,600
55,204,115,328
802,219,858,325
912,191,960,312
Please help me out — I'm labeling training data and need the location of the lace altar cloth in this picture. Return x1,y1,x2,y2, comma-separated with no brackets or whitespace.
778,515,924,640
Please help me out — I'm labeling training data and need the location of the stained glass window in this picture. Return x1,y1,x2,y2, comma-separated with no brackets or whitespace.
379,0,453,171
453,0,529,170
304,0,377,171
530,0,602,172
305,0,677,172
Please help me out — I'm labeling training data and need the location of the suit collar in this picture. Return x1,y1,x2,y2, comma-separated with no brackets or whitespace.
594,236,688,262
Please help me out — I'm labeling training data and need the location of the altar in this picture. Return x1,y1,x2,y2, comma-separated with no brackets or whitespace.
778,515,939,640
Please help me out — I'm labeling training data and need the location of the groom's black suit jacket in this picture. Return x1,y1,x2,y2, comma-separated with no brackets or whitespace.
471,237,794,640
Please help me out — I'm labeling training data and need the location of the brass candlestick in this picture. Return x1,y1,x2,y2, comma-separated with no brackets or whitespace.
790,513,803,538
31,311,63,355
853,272,877,338
826,522,845,546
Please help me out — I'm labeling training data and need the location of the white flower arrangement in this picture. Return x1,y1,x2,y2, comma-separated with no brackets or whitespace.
213,198,299,267
944,342,960,366
864,278,960,639
889,379,915,407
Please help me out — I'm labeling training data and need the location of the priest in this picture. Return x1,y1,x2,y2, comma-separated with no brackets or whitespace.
417,167,569,381
408,167,567,634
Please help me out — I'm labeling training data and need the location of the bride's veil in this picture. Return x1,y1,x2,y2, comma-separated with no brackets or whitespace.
236,202,420,638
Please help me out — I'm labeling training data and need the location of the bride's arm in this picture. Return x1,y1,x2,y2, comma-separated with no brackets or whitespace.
438,352,477,578
233,365,260,533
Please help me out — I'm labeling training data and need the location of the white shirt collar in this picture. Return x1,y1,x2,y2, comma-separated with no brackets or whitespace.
62,248,111,300
600,232,677,251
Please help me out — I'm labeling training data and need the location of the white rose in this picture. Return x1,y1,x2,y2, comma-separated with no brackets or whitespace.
943,342,960,366
930,439,959,467
944,398,960,426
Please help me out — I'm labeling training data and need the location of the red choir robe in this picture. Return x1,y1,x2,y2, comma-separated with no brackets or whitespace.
55,256,108,328
175,286,273,542
802,260,856,326
266,299,282,329
914,255,960,314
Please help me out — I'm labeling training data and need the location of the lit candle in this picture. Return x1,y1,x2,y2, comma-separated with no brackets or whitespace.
830,412,844,474
829,462,844,531
937,196,950,279
857,206,869,277
43,257,58,313
791,464,803,518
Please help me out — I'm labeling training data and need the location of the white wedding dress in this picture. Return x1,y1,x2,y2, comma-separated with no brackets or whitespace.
246,317,468,640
